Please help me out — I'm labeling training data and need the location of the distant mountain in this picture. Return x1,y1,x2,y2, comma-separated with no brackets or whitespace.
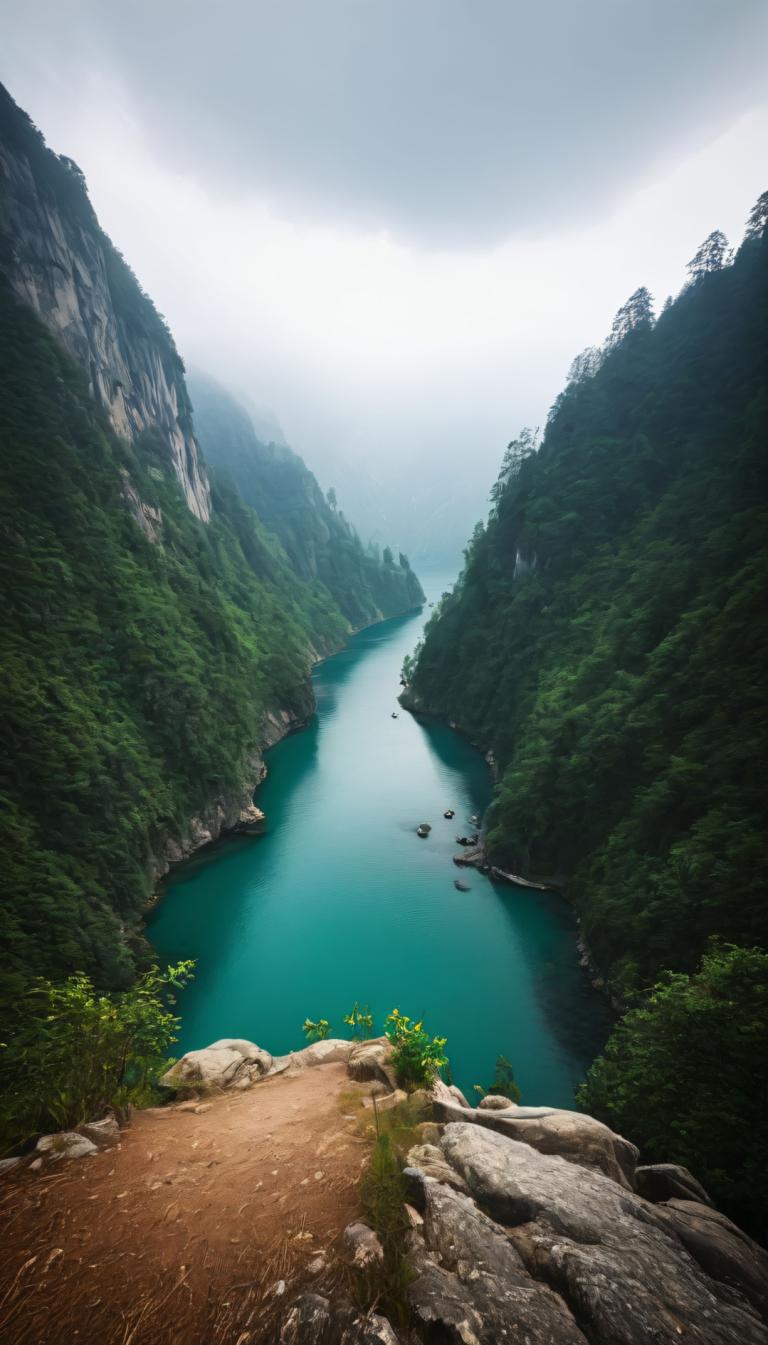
189,372,425,628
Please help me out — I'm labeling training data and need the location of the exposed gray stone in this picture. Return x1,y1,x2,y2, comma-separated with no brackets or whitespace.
337,1312,401,1345
0,1157,21,1176
439,1122,767,1344
160,1039,272,1091
76,1115,120,1149
406,1143,470,1194
655,1199,768,1319
636,1162,713,1206
279,1293,331,1344
347,1038,397,1090
431,1078,472,1110
364,1088,407,1113
478,1093,518,1111
433,1095,637,1188
413,1178,588,1343
36,1131,98,1161
342,1221,384,1268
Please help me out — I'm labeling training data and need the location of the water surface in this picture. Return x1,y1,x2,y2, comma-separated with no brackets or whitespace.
149,577,610,1103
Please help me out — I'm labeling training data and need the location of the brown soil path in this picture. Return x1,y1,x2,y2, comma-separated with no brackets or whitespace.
0,1064,372,1345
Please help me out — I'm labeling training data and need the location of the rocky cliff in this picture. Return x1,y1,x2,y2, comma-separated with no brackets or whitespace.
0,83,210,521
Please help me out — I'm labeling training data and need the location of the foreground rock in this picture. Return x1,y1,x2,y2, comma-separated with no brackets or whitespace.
435,1122,767,1344
342,1221,384,1268
636,1161,713,1206
160,1038,273,1091
279,1294,402,1344
347,1038,398,1090
431,1092,637,1187
408,1178,588,1343
36,1131,98,1161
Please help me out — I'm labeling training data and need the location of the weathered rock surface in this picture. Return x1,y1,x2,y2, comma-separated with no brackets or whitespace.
430,1077,472,1111
76,1114,120,1149
655,1199,768,1319
409,1178,588,1343
432,1094,637,1187
347,1038,397,1090
438,1122,768,1344
406,1144,470,1194
279,1293,332,1343
278,1296,403,1345
636,1161,713,1206
342,1221,384,1268
160,1039,272,1091
0,1157,22,1176
36,1131,98,1161
0,129,211,522
478,1093,518,1111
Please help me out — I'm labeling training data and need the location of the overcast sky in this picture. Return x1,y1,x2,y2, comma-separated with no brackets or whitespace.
2,1,767,564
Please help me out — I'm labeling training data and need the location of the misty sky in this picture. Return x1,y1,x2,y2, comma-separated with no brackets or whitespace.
2,1,767,565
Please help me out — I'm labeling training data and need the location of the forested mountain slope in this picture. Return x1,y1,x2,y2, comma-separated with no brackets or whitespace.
0,84,413,1013
189,373,424,628
405,206,768,998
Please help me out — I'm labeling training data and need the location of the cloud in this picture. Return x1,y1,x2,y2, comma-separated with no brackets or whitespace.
3,0,768,247
2,3,767,563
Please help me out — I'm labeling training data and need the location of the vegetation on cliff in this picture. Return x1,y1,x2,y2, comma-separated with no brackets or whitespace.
406,197,768,1231
0,286,349,1009
579,942,768,1236
189,373,425,628
407,201,768,993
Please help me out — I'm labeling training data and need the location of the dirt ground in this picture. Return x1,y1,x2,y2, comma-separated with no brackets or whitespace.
0,1064,374,1345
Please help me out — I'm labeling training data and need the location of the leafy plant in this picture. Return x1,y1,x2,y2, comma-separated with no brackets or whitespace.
384,1009,448,1089
578,942,768,1238
474,1054,522,1103
343,1001,374,1039
302,1016,332,1042
0,961,195,1152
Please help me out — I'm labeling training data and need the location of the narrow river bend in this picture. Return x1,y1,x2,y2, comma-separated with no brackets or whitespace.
149,578,610,1104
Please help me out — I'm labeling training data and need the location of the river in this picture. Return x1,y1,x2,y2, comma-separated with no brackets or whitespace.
149,576,610,1104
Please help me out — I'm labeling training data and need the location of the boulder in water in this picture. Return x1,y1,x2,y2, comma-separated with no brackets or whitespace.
416,822,431,837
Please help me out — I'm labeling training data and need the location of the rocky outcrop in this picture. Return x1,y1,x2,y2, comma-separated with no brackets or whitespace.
431,1093,637,1188
160,1039,273,1092
0,87,210,522
347,1038,398,1090
402,1121,768,1344
636,1161,714,1206
151,683,315,883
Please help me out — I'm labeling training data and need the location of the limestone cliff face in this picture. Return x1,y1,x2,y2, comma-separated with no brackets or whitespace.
0,85,210,521
150,682,316,885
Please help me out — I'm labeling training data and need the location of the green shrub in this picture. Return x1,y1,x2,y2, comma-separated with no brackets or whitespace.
0,961,194,1152
384,1009,448,1089
343,1001,374,1039
302,1016,332,1041
474,1053,522,1103
578,943,768,1238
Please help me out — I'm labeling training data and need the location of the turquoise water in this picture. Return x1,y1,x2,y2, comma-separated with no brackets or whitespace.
149,578,610,1105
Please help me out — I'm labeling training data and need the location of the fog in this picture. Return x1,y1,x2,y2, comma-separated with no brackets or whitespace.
3,1,767,566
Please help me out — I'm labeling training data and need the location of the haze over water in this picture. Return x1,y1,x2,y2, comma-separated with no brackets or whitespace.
150,578,610,1103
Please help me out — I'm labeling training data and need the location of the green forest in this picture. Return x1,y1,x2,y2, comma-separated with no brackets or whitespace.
405,201,768,1230
0,282,357,1014
188,373,424,629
